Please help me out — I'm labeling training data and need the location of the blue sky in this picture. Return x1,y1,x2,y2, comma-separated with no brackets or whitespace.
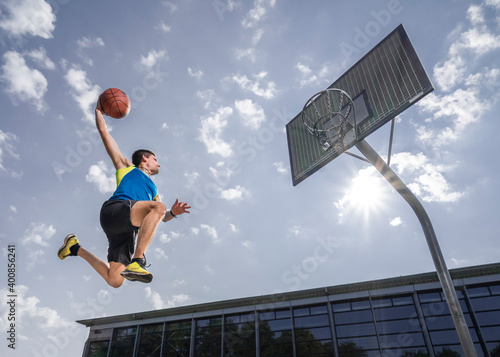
0,0,499,355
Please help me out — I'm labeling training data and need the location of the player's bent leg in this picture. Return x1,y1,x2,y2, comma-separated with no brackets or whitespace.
130,201,166,259
107,262,126,288
129,200,166,228
121,257,153,283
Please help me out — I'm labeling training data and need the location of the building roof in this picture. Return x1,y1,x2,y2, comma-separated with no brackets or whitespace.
77,262,500,328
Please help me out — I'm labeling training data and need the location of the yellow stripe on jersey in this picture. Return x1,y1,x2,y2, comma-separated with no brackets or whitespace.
115,166,135,187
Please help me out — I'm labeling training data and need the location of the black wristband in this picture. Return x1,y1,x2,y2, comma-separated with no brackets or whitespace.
170,211,177,218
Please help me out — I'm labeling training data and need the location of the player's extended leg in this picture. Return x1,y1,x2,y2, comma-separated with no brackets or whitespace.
58,234,125,288
120,201,166,283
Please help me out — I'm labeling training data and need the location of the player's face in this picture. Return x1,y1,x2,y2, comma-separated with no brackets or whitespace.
145,154,160,175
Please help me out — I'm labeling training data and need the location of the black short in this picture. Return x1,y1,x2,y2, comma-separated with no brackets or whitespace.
100,200,139,265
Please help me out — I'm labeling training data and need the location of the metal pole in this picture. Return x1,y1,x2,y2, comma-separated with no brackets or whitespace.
355,139,477,357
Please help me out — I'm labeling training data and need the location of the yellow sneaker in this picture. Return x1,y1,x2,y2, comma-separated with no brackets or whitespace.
120,257,153,283
58,234,80,260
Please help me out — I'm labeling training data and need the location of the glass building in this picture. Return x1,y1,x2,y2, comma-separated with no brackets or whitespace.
78,263,500,357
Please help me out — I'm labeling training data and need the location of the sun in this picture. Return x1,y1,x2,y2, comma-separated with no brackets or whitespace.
345,167,388,219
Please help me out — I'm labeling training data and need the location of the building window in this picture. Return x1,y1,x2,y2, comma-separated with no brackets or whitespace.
223,312,256,356
333,299,379,356
136,323,163,357
259,308,293,357
194,317,222,356
109,326,137,357
293,305,333,356
419,290,479,356
163,320,191,356
87,340,109,357
373,295,428,356
468,284,500,356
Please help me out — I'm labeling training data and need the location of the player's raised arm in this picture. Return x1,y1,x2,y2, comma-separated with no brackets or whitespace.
95,100,132,170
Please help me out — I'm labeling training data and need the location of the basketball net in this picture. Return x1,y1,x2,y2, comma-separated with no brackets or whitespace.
301,88,357,152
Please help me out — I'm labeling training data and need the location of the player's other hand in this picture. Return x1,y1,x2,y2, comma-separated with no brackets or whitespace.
171,198,191,216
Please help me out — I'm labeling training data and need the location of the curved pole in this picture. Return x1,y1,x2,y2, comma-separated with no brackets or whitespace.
355,139,477,357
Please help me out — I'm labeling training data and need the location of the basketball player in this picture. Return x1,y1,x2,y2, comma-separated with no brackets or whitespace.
57,99,190,287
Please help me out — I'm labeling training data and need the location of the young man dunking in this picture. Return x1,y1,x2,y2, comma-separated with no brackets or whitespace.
58,99,190,287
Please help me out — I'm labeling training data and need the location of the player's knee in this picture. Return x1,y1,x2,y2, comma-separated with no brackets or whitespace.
109,281,123,289
108,278,124,289
153,202,167,215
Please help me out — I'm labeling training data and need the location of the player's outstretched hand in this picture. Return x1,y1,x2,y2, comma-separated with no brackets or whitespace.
171,198,191,216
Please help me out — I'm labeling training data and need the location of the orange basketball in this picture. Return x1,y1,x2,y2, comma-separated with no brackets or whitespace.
99,88,131,119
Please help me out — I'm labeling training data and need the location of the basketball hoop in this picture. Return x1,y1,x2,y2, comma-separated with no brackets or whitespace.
301,88,357,151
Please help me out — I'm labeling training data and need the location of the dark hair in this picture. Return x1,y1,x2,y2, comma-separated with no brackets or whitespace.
132,149,156,167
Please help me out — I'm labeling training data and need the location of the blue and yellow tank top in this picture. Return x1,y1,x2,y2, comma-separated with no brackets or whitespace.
108,166,158,201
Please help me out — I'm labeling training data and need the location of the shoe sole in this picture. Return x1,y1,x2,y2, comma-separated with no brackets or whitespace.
58,234,76,260
121,270,153,283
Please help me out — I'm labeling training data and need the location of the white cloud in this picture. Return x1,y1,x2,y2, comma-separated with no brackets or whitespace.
416,88,491,147
273,161,288,174
200,224,220,243
0,130,20,171
0,285,71,334
137,49,168,78
241,0,276,28
0,0,56,38
22,223,56,247
229,223,238,232
235,48,256,62
219,185,248,201
197,106,233,157
184,171,200,188
145,287,166,309
188,67,204,80
432,1,500,93
26,46,55,70
295,61,336,88
390,217,402,227
209,161,237,183
433,56,467,92
391,152,464,203
233,72,277,99
485,0,500,9
76,37,105,66
145,287,190,309
159,231,181,243
64,66,101,123
154,247,168,260
1,51,48,112
252,28,265,45
196,89,216,109
449,24,500,57
156,20,171,32
241,240,252,249
86,161,115,194
162,1,179,13
77,36,105,49
235,99,266,129
289,225,303,237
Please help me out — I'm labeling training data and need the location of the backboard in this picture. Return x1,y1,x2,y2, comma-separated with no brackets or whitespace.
286,24,434,186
